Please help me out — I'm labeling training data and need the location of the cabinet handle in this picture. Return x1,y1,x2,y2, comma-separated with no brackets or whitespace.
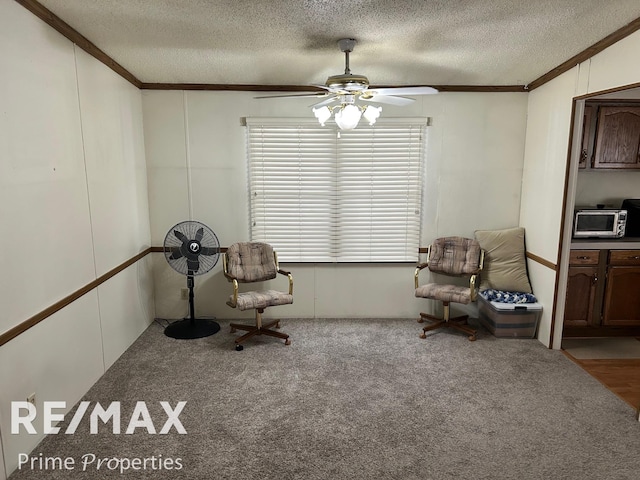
577,256,590,260
631,256,640,260
593,275,598,284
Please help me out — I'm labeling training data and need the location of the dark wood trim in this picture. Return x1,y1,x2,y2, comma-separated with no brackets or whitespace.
528,16,640,91
151,246,227,253
584,98,640,106
140,83,527,93
430,85,527,93
526,251,557,271
14,0,142,88
574,82,640,100
140,84,327,92
0,248,151,347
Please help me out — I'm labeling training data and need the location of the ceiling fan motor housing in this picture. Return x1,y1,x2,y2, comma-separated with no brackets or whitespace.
338,38,357,53
326,73,369,92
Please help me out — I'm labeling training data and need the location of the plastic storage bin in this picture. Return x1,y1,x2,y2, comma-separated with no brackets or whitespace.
478,295,542,338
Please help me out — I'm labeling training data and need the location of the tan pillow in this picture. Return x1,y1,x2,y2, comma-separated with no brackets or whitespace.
474,227,532,293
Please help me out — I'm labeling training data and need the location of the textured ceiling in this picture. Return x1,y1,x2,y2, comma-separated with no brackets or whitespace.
33,0,640,87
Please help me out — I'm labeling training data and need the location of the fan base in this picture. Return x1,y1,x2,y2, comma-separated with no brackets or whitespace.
164,318,220,339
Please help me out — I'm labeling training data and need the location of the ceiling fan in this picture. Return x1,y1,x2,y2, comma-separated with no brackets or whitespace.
256,38,438,129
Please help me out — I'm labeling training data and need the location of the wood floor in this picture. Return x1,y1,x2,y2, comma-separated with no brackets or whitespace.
564,352,640,410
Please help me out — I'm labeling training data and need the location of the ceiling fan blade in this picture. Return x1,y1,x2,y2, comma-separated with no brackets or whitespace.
365,86,438,96
254,92,328,99
361,95,415,106
310,96,339,108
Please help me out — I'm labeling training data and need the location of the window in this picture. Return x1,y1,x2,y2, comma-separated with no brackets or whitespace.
246,118,427,262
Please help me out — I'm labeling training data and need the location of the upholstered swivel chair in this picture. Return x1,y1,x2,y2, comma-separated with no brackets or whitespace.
223,242,293,350
415,237,484,341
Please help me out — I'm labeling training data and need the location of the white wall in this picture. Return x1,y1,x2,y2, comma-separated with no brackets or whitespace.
575,170,640,207
143,90,529,321
520,29,640,348
0,1,153,475
519,69,577,347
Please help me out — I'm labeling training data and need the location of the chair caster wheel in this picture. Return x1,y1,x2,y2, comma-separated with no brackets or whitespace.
235,344,243,351
468,335,476,342
419,332,427,339
285,339,291,346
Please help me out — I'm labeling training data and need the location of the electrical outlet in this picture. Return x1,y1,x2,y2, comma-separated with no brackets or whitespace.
27,392,36,406
181,288,189,300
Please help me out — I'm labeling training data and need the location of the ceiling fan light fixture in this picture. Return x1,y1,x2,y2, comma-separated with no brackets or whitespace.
363,105,382,125
312,101,382,130
313,106,332,126
334,104,362,130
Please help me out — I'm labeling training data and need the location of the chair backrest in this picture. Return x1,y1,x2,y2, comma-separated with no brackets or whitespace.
225,242,278,283
427,237,482,276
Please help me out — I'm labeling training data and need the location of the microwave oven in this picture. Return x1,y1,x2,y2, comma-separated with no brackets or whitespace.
573,208,627,238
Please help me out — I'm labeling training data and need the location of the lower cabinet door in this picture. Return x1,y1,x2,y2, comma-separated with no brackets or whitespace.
603,266,640,326
565,266,598,327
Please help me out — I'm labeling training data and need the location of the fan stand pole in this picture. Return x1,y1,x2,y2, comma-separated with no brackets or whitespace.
188,274,196,324
164,275,221,339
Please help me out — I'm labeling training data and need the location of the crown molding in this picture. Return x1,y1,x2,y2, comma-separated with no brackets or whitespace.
528,15,640,91
139,83,527,92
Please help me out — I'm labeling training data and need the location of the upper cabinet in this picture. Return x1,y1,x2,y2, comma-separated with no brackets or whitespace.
579,105,594,169
582,103,640,169
594,106,640,168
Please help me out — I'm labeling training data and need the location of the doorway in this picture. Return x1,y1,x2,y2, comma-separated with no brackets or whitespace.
554,85,640,349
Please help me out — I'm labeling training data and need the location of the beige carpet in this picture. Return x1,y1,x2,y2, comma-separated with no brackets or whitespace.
563,337,640,359
7,319,640,480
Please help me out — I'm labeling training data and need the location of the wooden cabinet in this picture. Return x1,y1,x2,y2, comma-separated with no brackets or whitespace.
608,249,640,265
579,105,593,169
565,266,598,326
592,106,640,169
602,250,640,326
564,248,640,335
565,250,600,327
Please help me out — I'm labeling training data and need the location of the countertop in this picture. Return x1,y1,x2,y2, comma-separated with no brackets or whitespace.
570,237,640,250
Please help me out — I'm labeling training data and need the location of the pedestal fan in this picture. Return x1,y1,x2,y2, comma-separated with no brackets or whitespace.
163,220,220,339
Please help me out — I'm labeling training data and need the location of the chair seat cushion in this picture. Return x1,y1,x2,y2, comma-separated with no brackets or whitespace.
415,283,472,305
233,290,294,311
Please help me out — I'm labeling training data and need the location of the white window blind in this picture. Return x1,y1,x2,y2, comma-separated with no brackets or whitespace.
246,118,427,262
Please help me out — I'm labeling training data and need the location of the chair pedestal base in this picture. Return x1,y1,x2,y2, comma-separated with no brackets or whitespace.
230,308,291,348
418,304,477,341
